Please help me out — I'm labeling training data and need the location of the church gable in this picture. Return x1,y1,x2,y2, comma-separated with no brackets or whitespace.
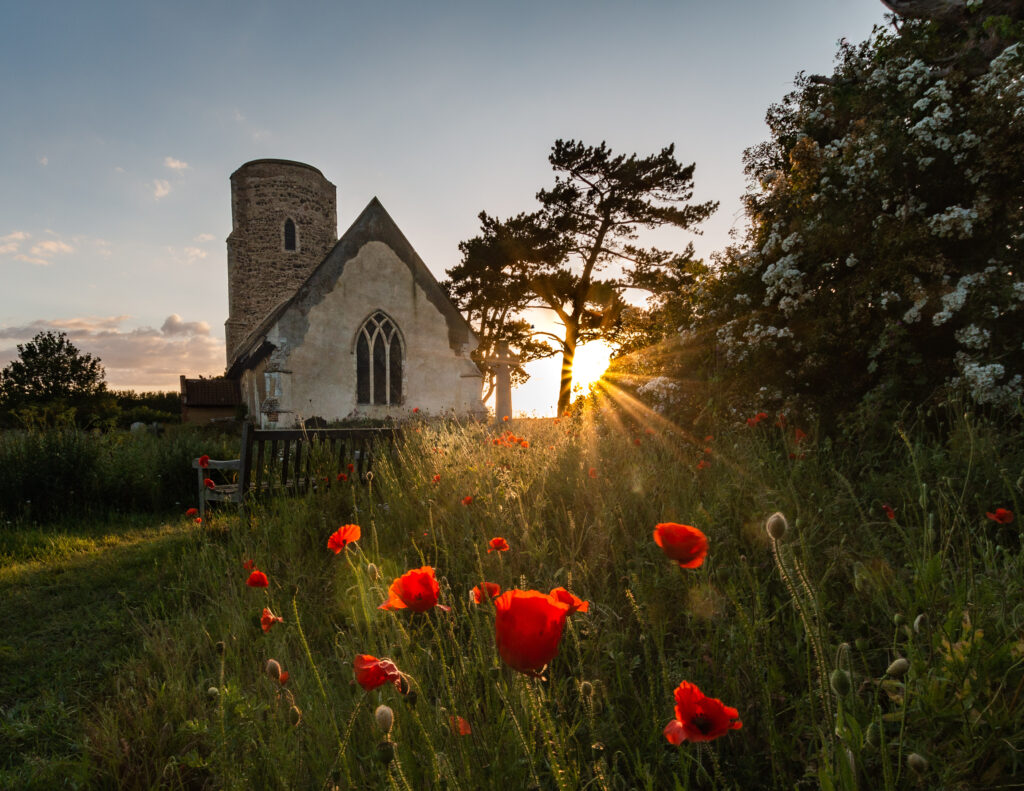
226,182,484,426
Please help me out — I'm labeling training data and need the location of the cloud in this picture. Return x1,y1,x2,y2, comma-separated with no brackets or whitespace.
194,233,214,242
153,179,171,199
30,239,73,256
164,156,190,171
0,315,225,391
14,254,50,266
161,314,210,336
183,246,207,262
0,231,29,255
39,156,48,166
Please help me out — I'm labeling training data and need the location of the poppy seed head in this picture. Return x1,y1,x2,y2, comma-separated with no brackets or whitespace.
374,704,394,734
765,512,789,540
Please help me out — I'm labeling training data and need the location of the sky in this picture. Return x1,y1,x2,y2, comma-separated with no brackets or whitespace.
0,0,889,415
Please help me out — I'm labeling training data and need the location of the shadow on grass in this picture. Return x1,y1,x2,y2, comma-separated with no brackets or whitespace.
0,520,202,788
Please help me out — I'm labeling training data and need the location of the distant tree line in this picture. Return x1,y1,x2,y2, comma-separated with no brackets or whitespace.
0,330,180,429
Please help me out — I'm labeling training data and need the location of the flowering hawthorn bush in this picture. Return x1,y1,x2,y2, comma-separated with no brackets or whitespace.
689,12,1024,420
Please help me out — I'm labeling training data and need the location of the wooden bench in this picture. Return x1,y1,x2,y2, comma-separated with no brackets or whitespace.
193,423,400,517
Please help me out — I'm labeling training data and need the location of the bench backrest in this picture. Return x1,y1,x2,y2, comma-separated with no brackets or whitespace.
240,423,399,497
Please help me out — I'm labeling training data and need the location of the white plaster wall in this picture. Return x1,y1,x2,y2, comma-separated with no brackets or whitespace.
277,241,483,423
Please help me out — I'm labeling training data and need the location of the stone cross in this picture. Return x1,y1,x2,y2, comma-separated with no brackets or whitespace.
483,341,519,423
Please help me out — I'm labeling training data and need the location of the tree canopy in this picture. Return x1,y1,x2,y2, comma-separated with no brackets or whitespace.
450,140,716,415
0,331,109,425
687,7,1024,423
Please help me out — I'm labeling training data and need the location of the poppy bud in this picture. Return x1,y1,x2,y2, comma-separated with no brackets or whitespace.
207,686,220,698
829,669,851,698
893,613,905,626
886,657,910,677
367,563,380,581
374,704,394,734
865,721,881,747
765,512,788,540
855,638,868,652
913,614,928,634
906,752,928,773
265,658,283,681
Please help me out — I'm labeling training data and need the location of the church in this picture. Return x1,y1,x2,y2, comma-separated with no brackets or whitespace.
221,159,485,427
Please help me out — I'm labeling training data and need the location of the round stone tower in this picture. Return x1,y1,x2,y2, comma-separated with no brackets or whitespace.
225,159,338,364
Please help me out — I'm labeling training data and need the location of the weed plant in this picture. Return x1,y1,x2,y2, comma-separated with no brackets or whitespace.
7,399,1024,789
0,427,238,524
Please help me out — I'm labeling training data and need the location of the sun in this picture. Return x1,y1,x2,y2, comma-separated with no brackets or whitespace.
570,341,613,393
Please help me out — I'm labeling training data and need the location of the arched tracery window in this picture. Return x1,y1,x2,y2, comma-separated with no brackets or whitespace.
356,311,403,405
284,218,297,251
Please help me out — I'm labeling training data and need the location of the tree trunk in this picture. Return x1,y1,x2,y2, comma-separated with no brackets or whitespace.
557,326,578,417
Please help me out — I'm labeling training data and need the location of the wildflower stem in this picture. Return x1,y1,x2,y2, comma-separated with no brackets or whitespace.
290,595,341,744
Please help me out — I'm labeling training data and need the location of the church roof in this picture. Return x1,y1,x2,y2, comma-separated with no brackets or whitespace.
227,197,476,377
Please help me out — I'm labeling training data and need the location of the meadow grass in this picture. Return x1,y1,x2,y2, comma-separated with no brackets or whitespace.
3,400,1023,789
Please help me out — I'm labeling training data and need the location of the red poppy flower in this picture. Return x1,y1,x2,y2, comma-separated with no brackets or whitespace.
653,523,708,569
246,569,269,588
243,558,255,570
588,467,598,479
337,472,349,482
450,715,472,735
775,414,786,428
502,415,509,422
487,537,509,553
548,587,589,614
185,507,199,517
986,507,1014,524
882,503,895,520
432,473,441,484
494,589,570,674
634,438,642,446
379,566,448,612
795,428,808,444
697,459,710,470
413,407,420,413
663,681,742,743
520,439,530,449
472,581,502,603
746,412,768,427
194,517,202,524
198,454,210,468
353,654,403,691
328,524,361,553
347,463,355,473
462,495,473,506
203,477,216,490
261,607,284,632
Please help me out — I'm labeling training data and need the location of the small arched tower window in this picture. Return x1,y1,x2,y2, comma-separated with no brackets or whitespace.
283,218,297,251
356,311,403,405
